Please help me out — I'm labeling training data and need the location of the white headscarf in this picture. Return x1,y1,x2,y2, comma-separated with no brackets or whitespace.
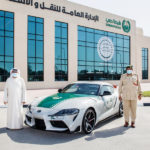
10,68,21,78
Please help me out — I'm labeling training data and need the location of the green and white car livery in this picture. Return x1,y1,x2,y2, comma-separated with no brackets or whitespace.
25,81,123,134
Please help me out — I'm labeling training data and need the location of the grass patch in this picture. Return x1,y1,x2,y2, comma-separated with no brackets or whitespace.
142,91,150,97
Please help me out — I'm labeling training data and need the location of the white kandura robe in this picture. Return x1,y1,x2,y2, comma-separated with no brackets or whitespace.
4,77,26,129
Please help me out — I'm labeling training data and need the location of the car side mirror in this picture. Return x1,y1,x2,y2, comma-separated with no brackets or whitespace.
58,89,62,93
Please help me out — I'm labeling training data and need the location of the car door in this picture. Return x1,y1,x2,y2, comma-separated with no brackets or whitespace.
99,85,116,119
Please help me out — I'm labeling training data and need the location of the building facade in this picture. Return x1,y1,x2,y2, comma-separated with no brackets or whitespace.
0,0,150,90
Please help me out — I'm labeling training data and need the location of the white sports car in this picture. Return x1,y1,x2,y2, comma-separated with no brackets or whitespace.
25,82,123,134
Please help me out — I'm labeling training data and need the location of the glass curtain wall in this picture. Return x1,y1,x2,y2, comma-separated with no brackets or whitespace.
78,26,130,81
142,48,148,79
55,21,68,81
28,16,44,81
0,11,14,82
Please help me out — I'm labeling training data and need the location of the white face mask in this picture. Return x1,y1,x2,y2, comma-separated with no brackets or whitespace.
127,70,133,74
11,73,19,78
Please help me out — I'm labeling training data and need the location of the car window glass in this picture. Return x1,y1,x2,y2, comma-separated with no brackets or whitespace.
62,83,100,95
63,84,79,93
110,86,114,94
101,85,114,95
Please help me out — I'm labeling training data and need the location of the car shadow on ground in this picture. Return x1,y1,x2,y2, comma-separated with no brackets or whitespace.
0,117,127,145
0,126,85,145
85,116,129,141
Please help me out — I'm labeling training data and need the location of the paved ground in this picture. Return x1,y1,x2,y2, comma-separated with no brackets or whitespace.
141,83,150,91
0,83,150,150
0,106,150,150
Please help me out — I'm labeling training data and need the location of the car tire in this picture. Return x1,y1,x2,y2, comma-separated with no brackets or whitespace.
118,102,123,117
82,108,96,134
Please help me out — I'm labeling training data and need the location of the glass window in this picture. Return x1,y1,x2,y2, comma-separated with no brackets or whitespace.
55,26,61,38
100,85,114,95
5,18,14,31
78,46,86,61
36,41,43,57
5,12,14,18
5,31,13,37
78,26,85,31
87,32,94,42
62,27,67,38
28,16,35,22
142,48,148,80
0,37,4,55
0,17,4,30
61,83,100,95
117,38,123,47
0,62,4,75
36,23,43,35
55,21,68,81
36,35,43,41
28,40,35,57
28,16,44,81
0,11,14,82
87,47,94,61
78,31,86,41
0,11,4,17
124,39,130,48
28,22,35,34
108,32,116,37
36,18,43,23
78,26,130,81
95,30,104,35
5,37,14,56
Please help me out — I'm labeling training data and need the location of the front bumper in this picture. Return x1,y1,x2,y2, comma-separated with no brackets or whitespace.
25,108,83,132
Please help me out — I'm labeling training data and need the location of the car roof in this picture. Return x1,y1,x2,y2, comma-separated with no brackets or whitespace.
73,81,113,86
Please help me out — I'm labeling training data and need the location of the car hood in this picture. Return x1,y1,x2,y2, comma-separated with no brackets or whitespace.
37,93,97,109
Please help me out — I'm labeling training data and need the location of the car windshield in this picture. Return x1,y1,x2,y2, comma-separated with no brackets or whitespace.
61,83,100,96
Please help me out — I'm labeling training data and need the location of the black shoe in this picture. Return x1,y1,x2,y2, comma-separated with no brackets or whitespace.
131,122,135,128
124,122,129,127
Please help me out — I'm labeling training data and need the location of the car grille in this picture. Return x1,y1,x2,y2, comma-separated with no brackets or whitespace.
26,115,31,122
50,121,68,128
35,119,46,130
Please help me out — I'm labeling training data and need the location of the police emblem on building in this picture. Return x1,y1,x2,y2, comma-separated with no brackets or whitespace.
122,20,131,33
97,37,114,62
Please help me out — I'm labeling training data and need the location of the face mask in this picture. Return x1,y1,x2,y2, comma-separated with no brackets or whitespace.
11,73,19,78
127,70,132,74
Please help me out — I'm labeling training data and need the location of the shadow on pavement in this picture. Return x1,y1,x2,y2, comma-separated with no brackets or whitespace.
0,126,85,145
0,116,126,145
85,126,128,141
85,117,129,141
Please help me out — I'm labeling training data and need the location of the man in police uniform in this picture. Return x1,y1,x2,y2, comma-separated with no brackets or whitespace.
119,65,142,128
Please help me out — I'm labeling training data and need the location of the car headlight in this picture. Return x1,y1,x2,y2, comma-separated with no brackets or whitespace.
52,108,79,116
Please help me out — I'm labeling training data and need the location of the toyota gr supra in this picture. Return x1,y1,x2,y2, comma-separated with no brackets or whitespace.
25,82,123,134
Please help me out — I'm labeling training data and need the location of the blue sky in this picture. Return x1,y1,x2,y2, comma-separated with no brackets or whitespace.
69,0,150,36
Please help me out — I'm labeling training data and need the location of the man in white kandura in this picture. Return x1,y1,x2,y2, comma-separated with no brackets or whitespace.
4,68,26,130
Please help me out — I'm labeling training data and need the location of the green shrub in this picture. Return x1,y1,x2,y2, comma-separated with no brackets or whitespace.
142,91,150,97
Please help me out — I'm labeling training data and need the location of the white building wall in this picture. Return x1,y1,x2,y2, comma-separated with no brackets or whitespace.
0,0,149,90
136,28,150,83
